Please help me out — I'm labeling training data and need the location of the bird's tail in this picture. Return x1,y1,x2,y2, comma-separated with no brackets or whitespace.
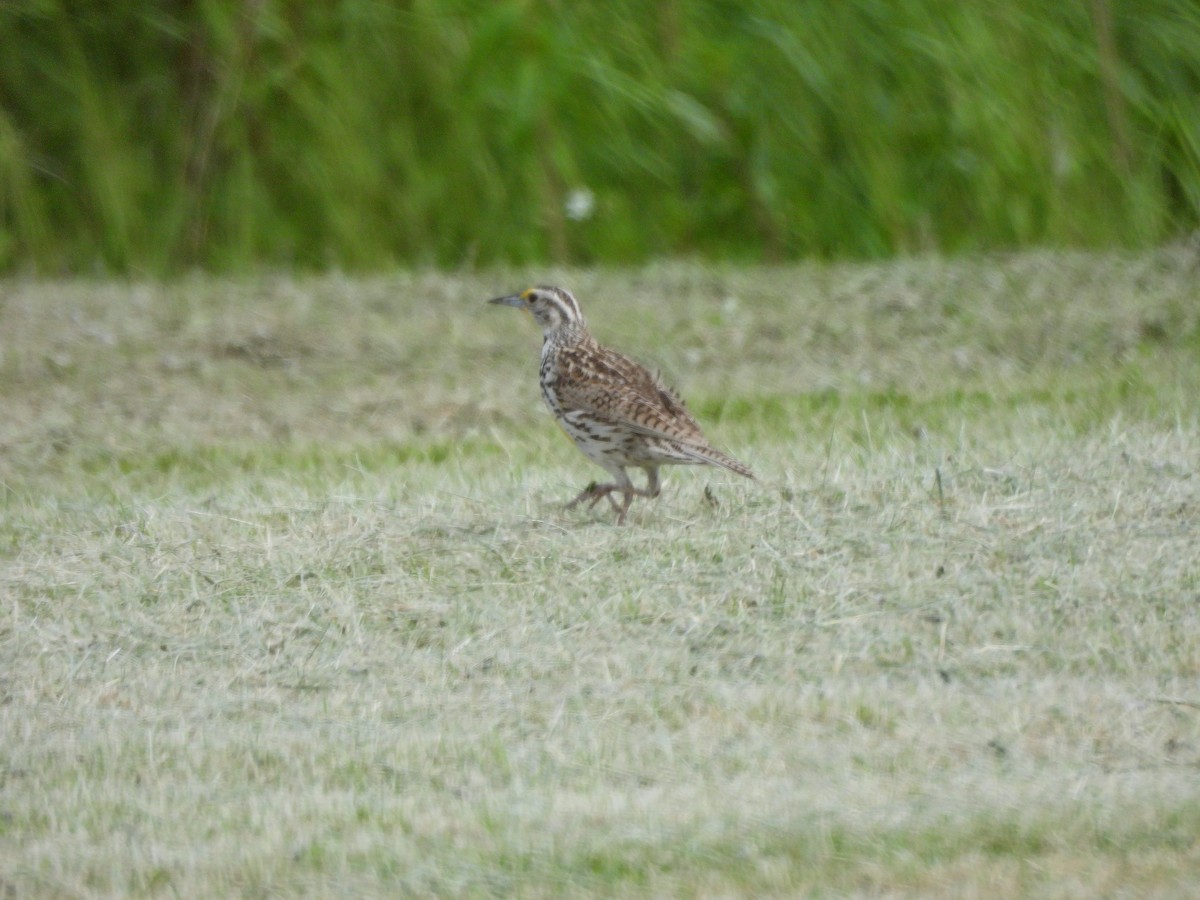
681,443,756,479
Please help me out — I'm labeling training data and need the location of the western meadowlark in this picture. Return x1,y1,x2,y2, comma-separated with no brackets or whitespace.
489,285,754,523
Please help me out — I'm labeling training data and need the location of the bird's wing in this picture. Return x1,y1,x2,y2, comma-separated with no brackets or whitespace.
553,345,753,477
554,345,706,441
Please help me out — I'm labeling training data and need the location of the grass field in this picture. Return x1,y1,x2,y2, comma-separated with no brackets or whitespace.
2,249,1199,896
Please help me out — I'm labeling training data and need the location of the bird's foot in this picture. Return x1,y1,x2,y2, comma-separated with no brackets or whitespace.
566,481,634,523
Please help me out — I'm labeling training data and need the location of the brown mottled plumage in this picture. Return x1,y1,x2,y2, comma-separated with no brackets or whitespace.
489,285,754,523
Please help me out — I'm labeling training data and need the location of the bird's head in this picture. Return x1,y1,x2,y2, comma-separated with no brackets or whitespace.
489,286,584,337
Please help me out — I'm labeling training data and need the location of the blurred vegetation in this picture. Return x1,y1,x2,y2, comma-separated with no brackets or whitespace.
0,0,1198,273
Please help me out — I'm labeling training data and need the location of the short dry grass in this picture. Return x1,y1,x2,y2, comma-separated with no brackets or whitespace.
2,249,1199,897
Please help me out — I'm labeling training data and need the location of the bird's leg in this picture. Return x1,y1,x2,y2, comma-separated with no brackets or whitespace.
599,467,659,524
566,481,619,511
613,488,635,524
638,466,661,499
566,467,636,522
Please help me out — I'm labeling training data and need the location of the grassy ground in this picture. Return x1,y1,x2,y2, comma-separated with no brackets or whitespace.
2,249,1199,896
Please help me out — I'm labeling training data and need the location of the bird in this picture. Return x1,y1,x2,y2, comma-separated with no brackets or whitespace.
489,285,754,523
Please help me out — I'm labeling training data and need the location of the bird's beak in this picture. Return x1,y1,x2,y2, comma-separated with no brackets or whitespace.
488,293,525,308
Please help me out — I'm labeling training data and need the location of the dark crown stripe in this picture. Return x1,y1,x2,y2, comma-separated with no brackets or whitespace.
539,286,582,325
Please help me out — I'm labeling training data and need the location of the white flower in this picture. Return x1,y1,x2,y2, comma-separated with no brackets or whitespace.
564,188,595,221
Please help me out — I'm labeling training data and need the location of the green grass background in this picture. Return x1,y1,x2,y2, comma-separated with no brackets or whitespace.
2,0,1199,272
